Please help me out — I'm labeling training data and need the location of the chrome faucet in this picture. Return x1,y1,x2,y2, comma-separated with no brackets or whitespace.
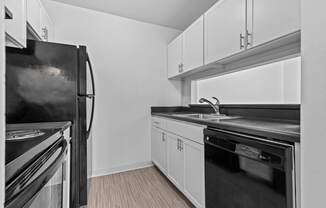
199,97,221,115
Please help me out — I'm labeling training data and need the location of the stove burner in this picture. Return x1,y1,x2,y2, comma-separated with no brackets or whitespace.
6,130,45,141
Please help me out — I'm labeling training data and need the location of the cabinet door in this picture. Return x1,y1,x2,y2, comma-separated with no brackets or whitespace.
27,0,41,38
167,134,184,190
160,133,168,173
151,127,167,173
167,34,183,78
151,126,161,167
40,5,54,41
204,0,246,64
183,15,204,73
184,140,205,208
5,0,26,48
251,0,300,46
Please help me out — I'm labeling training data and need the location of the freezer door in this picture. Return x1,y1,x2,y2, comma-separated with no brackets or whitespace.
6,40,78,124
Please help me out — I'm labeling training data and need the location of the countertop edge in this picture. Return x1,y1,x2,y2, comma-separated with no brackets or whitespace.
152,113,300,143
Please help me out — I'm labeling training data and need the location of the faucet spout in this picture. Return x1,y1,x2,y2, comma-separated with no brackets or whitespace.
199,97,220,115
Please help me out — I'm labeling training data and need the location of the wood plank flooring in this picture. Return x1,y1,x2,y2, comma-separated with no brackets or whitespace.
87,166,194,208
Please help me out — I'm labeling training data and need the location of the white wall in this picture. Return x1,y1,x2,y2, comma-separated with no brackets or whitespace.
0,0,5,207
43,0,182,176
301,0,326,207
194,57,301,104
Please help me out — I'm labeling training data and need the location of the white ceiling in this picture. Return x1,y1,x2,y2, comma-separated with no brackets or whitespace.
50,0,218,30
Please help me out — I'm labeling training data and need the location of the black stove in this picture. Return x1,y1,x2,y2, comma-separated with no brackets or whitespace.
5,126,63,183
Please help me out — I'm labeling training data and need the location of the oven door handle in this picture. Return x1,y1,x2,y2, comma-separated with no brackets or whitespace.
5,139,68,208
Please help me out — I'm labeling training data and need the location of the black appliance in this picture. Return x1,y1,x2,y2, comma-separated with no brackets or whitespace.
5,132,69,208
5,127,63,183
6,40,95,207
204,128,295,208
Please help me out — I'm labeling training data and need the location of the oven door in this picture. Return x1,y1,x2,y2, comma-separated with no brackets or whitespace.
5,138,68,208
204,128,295,208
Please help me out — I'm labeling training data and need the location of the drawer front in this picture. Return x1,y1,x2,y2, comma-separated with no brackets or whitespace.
165,119,205,145
152,116,166,129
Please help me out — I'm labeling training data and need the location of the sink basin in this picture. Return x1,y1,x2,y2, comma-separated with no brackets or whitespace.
172,113,238,121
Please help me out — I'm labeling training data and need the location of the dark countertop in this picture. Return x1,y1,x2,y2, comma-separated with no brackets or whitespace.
152,112,300,143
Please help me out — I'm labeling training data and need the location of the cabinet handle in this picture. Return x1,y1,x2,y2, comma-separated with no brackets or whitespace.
162,133,165,142
42,27,49,41
240,33,245,49
180,140,183,151
153,121,159,125
246,30,252,47
177,139,180,150
180,64,183,73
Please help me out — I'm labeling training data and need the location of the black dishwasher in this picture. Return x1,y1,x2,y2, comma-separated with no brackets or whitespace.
204,128,295,208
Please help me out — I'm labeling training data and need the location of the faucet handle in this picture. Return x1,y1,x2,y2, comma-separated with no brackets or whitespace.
212,97,220,105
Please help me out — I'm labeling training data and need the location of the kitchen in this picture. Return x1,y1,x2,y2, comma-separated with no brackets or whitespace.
0,0,325,208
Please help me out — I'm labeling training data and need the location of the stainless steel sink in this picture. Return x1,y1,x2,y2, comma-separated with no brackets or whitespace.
172,113,238,121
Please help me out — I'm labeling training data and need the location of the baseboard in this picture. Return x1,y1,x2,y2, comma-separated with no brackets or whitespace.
91,161,153,178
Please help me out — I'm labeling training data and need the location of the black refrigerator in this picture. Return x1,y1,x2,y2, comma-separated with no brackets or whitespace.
5,40,95,208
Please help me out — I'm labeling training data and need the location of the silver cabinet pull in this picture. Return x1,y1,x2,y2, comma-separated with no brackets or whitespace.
177,139,179,150
246,29,252,47
240,33,245,49
42,27,49,41
178,63,183,73
180,140,183,151
162,133,165,142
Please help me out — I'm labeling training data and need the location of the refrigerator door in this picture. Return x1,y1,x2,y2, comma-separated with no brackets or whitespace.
6,40,78,124
6,40,91,208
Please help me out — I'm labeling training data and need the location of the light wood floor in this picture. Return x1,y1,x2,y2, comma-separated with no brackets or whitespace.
87,166,194,208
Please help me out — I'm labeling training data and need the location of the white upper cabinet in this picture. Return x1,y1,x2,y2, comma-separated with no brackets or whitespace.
168,34,183,78
40,5,54,41
204,0,246,64
183,15,204,73
5,0,54,47
167,0,301,78
27,0,42,39
5,0,27,48
250,0,300,47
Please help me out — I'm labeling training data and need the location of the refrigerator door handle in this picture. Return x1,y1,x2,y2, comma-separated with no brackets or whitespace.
86,53,95,140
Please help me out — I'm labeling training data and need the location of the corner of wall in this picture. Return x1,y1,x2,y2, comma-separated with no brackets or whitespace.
0,0,5,207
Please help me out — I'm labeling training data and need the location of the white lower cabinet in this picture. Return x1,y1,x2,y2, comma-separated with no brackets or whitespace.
167,134,184,190
151,117,205,208
151,126,167,174
184,139,205,208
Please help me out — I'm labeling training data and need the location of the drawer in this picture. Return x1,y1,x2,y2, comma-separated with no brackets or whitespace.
152,116,166,129
165,119,205,145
